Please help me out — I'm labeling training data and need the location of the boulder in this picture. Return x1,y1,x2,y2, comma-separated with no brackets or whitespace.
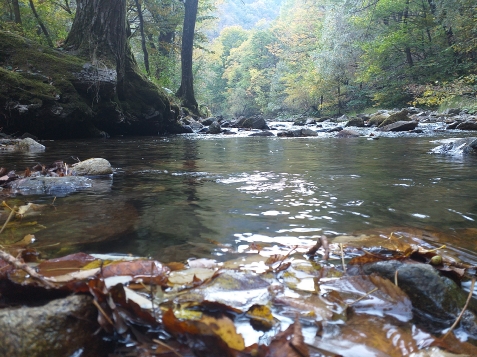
358,261,475,332
71,158,113,176
0,295,107,357
0,138,45,152
456,120,477,131
293,117,307,126
431,137,477,155
234,116,267,129
336,129,360,138
345,117,365,127
208,121,222,134
249,131,275,137
367,112,390,126
7,176,95,195
301,128,318,136
378,109,411,128
378,121,418,132
201,117,217,126
446,121,462,129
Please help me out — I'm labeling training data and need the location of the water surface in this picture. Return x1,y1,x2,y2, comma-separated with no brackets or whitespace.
1,134,477,262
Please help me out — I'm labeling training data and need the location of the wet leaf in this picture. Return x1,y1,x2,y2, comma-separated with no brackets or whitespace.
188,258,217,269
259,318,309,357
102,260,170,286
311,314,432,357
200,314,245,351
247,304,275,331
38,252,97,277
168,267,217,286
322,274,412,322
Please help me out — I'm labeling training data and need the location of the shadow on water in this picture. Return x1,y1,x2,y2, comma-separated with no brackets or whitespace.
1,135,477,262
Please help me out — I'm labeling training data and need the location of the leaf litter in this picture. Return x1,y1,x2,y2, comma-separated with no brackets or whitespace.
1,207,477,356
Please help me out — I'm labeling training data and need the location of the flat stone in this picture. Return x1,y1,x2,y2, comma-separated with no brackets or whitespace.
378,121,418,132
8,176,93,195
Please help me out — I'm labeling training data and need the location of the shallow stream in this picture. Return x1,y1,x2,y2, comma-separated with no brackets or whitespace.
2,132,477,264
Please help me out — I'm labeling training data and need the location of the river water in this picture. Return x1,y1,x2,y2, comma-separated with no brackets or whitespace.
1,133,477,263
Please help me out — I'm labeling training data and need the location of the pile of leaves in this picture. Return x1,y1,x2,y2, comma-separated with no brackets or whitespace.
1,202,477,356
0,160,75,188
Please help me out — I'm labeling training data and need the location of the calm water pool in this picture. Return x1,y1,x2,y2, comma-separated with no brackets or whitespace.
1,134,477,263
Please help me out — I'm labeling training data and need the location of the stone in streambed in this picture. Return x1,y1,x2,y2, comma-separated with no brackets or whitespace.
71,158,113,176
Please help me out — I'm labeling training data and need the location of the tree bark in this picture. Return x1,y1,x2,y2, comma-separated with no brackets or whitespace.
65,0,128,96
135,0,150,75
12,0,22,25
63,0,180,135
176,0,198,112
29,0,53,47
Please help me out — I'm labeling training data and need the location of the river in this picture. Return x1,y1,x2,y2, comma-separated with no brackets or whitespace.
1,133,477,264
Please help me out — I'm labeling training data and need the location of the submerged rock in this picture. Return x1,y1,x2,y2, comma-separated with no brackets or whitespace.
71,158,113,176
431,137,477,155
357,260,476,333
0,295,108,357
8,176,94,195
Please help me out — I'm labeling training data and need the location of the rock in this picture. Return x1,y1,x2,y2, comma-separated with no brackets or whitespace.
444,108,461,115
456,120,477,130
359,261,474,332
0,295,107,357
0,138,45,151
446,121,462,129
7,176,96,195
293,117,307,126
234,116,267,129
378,121,418,132
326,126,343,133
367,112,390,126
305,118,317,125
301,128,318,136
200,117,217,126
249,131,275,136
71,158,113,176
378,109,411,128
431,137,477,155
336,129,360,138
345,117,365,127
208,120,222,134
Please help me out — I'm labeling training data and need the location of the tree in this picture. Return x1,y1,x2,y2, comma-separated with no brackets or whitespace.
64,0,179,134
176,0,199,112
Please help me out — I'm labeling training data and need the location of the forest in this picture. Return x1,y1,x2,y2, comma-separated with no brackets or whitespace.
1,0,476,125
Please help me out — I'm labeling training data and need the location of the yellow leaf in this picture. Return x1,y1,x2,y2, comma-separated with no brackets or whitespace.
200,314,245,351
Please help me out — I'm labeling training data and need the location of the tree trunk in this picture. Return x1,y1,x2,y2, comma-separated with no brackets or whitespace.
29,0,53,47
135,0,150,75
176,0,198,112
12,0,22,25
65,0,128,96
64,0,181,135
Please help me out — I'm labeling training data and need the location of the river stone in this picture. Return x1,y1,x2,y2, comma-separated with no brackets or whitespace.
431,137,477,155
0,138,45,152
345,117,365,127
249,131,275,137
208,120,222,134
367,112,390,126
71,158,113,176
0,295,107,357
301,128,318,136
360,261,473,331
378,121,418,132
8,176,93,195
235,116,267,130
336,129,360,138
456,120,477,130
378,109,411,128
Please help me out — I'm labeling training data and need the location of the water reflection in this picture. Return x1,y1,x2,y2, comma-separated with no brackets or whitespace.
1,135,477,261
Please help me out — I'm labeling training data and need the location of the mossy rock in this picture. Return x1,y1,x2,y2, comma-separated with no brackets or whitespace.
0,30,179,139
367,113,389,126
378,109,411,128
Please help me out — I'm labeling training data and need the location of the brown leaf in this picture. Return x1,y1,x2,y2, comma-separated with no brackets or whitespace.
38,252,97,277
102,260,170,285
260,317,309,357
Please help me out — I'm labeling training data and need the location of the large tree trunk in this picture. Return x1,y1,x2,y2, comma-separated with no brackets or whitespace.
12,0,22,25
176,0,198,112
64,0,181,135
